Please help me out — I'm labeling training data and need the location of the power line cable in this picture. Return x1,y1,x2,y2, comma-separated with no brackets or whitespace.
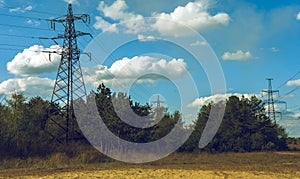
0,7,157,104
37,38,59,65
0,47,24,51
288,104,300,109
0,13,46,21
0,33,46,39
0,43,29,48
0,23,60,32
2,5,61,16
284,87,299,96
276,71,300,90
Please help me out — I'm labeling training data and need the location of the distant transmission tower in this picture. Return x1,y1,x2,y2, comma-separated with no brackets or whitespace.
151,95,166,121
46,4,92,143
262,78,287,124
151,95,164,109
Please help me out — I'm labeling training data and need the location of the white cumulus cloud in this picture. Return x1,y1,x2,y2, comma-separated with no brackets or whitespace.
264,103,282,113
137,35,157,42
222,50,252,61
0,77,54,99
84,56,188,87
93,16,118,32
26,19,41,26
64,0,79,5
7,45,61,76
187,93,257,108
286,79,300,86
152,1,230,36
9,5,32,13
297,12,300,20
94,0,146,33
94,0,229,36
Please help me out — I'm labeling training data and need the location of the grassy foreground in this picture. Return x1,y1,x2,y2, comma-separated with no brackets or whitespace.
1,151,300,178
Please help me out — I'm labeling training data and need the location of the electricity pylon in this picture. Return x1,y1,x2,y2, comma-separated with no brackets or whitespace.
151,95,166,121
151,95,164,108
262,78,287,124
46,4,92,143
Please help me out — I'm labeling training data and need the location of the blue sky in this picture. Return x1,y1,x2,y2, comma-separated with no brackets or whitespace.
1,0,300,137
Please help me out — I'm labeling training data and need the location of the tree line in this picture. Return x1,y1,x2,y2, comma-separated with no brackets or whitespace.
0,84,288,159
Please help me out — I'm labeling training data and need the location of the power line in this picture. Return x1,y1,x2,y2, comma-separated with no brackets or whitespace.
0,45,60,53
288,104,300,110
37,38,59,65
0,47,24,51
0,43,29,48
276,71,300,89
2,21,159,105
284,87,299,96
0,33,46,39
0,23,55,31
0,4,162,106
0,47,59,54
0,13,46,21
2,5,61,16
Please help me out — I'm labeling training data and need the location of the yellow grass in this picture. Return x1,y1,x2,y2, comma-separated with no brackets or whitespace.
1,151,300,178
19,169,300,179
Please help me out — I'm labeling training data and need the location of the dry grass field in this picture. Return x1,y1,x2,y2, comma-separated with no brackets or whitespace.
16,168,300,179
1,151,300,178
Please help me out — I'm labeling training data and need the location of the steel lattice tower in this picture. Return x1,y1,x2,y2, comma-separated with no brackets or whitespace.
151,95,164,108
262,78,286,124
47,4,91,143
262,78,277,122
151,95,166,121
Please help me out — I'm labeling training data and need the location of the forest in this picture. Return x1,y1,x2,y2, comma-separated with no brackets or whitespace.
0,83,288,159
